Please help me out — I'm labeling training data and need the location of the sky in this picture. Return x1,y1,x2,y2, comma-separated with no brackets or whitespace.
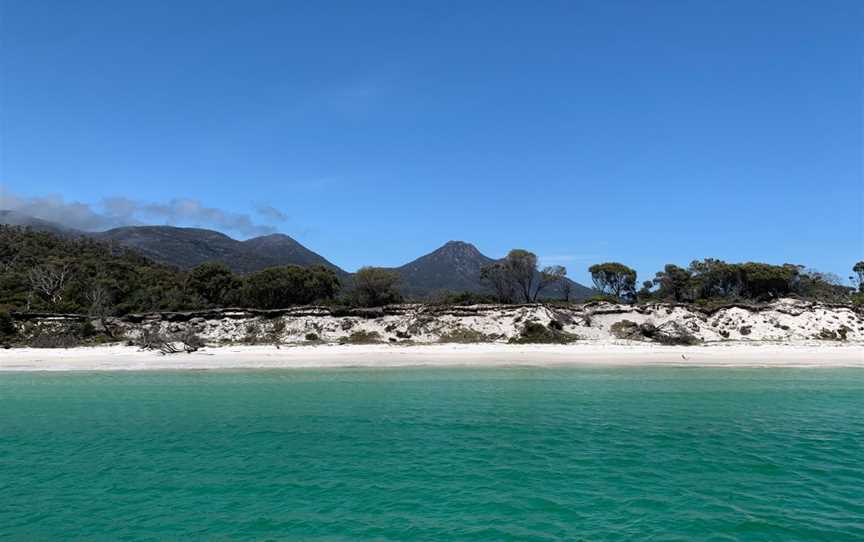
1,0,862,285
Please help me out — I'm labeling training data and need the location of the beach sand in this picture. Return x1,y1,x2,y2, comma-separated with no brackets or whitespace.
0,342,861,371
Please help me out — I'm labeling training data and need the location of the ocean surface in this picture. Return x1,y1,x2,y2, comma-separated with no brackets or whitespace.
1,367,862,541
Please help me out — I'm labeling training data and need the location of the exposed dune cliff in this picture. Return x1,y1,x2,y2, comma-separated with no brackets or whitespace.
14,298,863,346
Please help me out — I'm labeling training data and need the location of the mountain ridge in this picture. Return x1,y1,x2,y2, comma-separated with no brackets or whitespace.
0,211,593,299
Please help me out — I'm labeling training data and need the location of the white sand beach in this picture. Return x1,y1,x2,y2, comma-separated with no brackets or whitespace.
0,342,861,371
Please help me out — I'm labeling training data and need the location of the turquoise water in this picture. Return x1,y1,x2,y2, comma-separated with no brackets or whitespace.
1,368,862,541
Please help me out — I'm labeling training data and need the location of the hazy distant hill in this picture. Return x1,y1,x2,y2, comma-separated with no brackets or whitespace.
395,240,594,301
0,210,77,235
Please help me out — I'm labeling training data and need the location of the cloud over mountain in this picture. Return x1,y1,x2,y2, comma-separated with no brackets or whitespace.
0,189,286,238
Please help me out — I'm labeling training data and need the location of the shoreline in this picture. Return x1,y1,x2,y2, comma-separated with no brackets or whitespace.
0,342,861,371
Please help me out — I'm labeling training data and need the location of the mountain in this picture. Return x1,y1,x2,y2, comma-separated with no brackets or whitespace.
93,226,347,275
395,240,594,301
240,234,339,270
394,241,495,297
0,212,593,299
0,210,77,235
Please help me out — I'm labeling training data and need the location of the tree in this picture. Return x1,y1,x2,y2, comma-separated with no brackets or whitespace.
536,265,567,302
688,259,741,299
637,280,655,301
652,264,692,302
505,249,538,303
241,265,340,309
303,265,342,302
737,262,797,300
588,262,637,301
854,261,864,292
28,262,72,305
350,267,402,307
187,262,240,306
480,262,516,303
85,283,112,317
481,250,561,303
561,274,574,302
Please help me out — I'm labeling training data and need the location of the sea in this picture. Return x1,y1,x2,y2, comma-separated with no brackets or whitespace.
1,367,862,540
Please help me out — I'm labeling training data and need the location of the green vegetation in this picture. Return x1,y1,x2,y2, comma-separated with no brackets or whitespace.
508,321,578,344
480,249,567,303
186,262,239,306
0,226,202,314
639,258,853,304
349,267,402,307
438,328,494,343
429,291,499,306
589,262,637,302
236,265,339,309
339,330,382,344
1,227,859,319
853,261,864,293
0,226,341,315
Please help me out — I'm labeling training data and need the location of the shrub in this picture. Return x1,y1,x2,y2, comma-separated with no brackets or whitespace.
72,320,97,339
583,295,621,304
0,311,17,340
817,328,849,341
642,322,700,345
610,320,640,340
509,322,578,344
243,322,261,344
136,328,168,350
438,328,493,343
339,330,382,344
305,332,319,342
430,291,499,306
178,330,205,351
610,319,700,345
30,333,80,348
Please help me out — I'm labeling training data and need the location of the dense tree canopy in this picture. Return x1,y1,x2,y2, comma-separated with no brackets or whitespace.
588,262,637,301
1,227,858,315
641,258,852,304
237,266,340,309
187,262,239,306
0,227,341,314
0,226,201,314
652,264,691,302
349,267,402,307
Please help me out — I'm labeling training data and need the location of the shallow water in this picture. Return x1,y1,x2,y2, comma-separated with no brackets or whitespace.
1,367,862,540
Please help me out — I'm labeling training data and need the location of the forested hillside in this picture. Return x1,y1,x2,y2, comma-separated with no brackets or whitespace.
1,226,860,320
0,226,340,315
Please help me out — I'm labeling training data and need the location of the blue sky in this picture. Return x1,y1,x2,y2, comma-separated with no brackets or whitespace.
1,0,861,284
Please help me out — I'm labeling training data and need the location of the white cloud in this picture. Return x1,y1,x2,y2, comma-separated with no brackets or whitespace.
1,188,280,237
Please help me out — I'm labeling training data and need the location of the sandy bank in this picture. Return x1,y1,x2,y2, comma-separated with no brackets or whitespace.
0,342,861,371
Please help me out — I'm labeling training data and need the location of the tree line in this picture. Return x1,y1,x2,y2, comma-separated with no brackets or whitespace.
0,226,411,315
1,227,860,318
585,259,859,305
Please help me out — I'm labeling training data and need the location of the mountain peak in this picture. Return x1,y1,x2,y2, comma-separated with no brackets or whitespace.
435,240,482,256
244,233,300,245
